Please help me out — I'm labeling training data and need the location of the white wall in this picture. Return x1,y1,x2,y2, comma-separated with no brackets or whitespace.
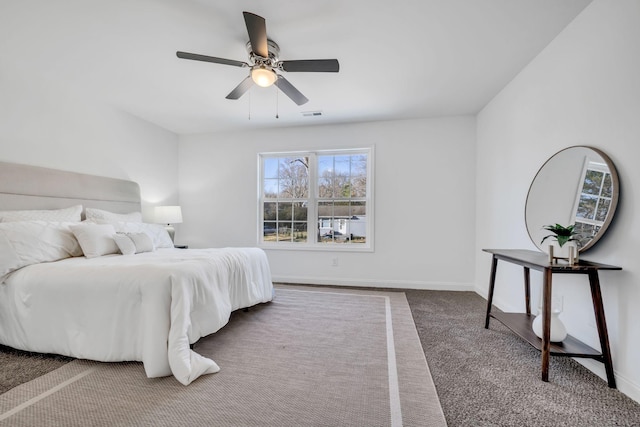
476,0,640,402
178,116,476,290
0,64,180,215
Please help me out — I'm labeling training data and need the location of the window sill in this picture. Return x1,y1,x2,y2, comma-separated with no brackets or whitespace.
258,243,373,253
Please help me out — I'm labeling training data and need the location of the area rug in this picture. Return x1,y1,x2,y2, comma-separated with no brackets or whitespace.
0,285,446,426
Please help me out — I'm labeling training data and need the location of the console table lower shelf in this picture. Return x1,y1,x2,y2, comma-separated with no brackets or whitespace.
490,312,602,358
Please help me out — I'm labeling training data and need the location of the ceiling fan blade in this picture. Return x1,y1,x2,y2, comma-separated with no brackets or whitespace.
176,51,248,68
225,76,254,100
243,12,268,58
274,75,309,106
280,59,340,73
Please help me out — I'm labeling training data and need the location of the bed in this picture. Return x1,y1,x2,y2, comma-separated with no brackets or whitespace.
0,161,273,385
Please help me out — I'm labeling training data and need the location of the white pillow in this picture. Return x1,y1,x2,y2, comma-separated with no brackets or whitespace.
113,233,136,255
109,222,174,249
114,232,154,255
128,232,154,253
0,205,82,223
85,208,142,223
0,221,83,280
70,223,119,258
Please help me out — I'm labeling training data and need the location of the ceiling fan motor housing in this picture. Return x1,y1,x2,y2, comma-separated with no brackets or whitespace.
247,39,280,66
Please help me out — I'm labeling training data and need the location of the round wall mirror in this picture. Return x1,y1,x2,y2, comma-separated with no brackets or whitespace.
525,146,619,253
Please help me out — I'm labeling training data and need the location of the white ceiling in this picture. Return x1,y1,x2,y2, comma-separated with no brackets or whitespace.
1,0,592,135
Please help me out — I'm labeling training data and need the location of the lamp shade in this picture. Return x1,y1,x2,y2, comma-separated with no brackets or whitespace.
155,206,183,224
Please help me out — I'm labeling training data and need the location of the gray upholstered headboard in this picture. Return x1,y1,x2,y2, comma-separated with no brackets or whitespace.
0,161,141,215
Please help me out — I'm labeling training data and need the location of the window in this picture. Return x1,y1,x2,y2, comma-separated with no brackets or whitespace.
259,148,373,250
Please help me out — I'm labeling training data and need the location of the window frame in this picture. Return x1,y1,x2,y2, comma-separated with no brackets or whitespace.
258,147,374,252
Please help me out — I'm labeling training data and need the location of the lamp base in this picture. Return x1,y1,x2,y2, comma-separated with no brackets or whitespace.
164,225,175,243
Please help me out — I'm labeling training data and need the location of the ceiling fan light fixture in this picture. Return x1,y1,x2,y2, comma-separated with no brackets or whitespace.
251,66,277,87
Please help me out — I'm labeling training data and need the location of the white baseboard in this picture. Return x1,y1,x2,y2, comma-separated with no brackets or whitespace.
272,275,475,291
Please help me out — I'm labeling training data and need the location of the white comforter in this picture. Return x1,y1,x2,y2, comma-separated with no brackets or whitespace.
0,247,273,385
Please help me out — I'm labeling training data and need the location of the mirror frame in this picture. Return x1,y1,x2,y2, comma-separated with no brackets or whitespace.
525,146,620,253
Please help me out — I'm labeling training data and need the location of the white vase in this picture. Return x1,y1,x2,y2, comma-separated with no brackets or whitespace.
532,311,567,342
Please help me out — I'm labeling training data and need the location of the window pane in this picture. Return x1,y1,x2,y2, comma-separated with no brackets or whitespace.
263,222,277,240
334,155,350,174
264,202,277,220
351,154,367,175
278,202,292,220
318,175,333,198
574,221,595,247
318,201,334,242
350,176,367,197
601,173,612,198
263,179,278,198
576,194,597,219
278,157,309,198
293,222,307,242
293,202,307,220
582,170,604,195
277,224,292,242
318,156,333,177
263,157,279,179
318,155,336,197
595,198,611,222
318,201,334,217
349,202,366,243
351,201,367,217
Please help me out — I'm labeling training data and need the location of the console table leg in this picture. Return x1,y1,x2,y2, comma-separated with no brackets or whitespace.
541,267,552,382
485,256,499,329
589,271,617,388
523,267,531,316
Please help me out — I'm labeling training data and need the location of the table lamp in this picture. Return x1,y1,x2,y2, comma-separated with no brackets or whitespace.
154,205,182,242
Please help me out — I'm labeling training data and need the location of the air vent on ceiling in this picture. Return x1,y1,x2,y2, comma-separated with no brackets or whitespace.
302,111,323,117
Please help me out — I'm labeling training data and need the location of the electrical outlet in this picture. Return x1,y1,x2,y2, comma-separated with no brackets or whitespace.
331,257,339,267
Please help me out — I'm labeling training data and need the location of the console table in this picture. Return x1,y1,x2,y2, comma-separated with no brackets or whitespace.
483,249,621,388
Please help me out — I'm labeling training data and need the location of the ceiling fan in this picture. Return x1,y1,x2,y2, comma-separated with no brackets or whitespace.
176,11,340,106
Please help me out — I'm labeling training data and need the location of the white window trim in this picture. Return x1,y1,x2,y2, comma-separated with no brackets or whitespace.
257,147,374,252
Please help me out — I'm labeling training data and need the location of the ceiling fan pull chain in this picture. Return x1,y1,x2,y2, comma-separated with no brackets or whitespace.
275,87,279,119
248,87,251,121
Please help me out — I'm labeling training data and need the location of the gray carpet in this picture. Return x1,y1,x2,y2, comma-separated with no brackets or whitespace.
0,346,71,395
0,286,445,426
2,287,640,426
405,290,640,426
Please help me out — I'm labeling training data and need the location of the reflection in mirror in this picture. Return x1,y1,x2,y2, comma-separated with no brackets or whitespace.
525,146,619,253
572,160,613,247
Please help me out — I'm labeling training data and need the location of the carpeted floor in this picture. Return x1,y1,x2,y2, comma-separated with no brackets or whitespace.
405,289,640,426
2,287,640,426
0,346,71,395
